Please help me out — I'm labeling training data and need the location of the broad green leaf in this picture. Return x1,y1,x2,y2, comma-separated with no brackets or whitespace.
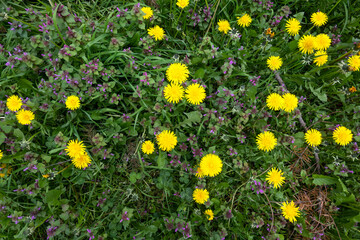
312,174,337,185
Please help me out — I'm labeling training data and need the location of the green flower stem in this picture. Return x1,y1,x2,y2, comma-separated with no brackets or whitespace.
174,8,184,39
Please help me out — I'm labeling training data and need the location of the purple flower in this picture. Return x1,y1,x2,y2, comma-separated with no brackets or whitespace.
87,229,95,240
47,226,58,239
120,211,129,223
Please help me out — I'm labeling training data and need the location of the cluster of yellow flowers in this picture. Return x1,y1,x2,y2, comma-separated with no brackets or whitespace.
65,139,91,169
6,95,35,125
256,125,353,152
192,153,223,221
263,92,353,149
4,95,84,170
141,131,220,220
265,168,300,222
217,14,252,34
164,63,206,105
141,130,177,154
266,93,298,112
266,11,359,70
142,131,222,220
5,95,81,127
146,1,189,41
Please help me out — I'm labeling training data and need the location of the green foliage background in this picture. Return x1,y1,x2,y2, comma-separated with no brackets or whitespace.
0,0,359,239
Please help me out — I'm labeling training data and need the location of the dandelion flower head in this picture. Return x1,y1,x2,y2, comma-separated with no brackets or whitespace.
200,153,223,177
281,201,300,223
204,209,214,221
185,83,206,105
285,18,301,36
141,7,153,19
147,25,165,41
65,139,86,158
166,63,189,84
218,19,231,34
176,0,189,9
72,152,91,169
65,95,80,110
16,109,35,125
156,130,177,151
237,14,252,27
267,56,283,71
305,129,322,147
315,34,331,51
256,131,277,152
281,93,298,113
6,95,22,112
193,188,209,204
348,55,360,71
266,168,285,188
142,141,155,154
164,83,184,104
313,51,328,67
333,126,353,146
266,93,284,111
311,11,328,27
298,35,316,54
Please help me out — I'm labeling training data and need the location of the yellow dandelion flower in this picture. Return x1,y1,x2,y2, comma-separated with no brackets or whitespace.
298,35,316,54
281,201,300,223
185,83,206,105
16,109,35,125
314,34,331,51
348,55,360,71
156,130,177,151
193,188,209,204
200,153,223,177
285,18,301,36
166,63,189,84
266,168,285,188
281,93,298,113
237,14,252,27
72,152,91,169
6,95,22,112
65,139,86,158
311,11,328,27
141,7,153,19
195,165,205,178
147,25,165,41
204,209,214,221
218,20,231,34
256,131,277,152
266,93,284,111
65,95,80,110
304,129,322,147
313,51,328,66
333,126,353,146
42,174,49,178
349,86,357,93
267,56,283,71
164,83,184,103
142,140,155,154
176,0,189,9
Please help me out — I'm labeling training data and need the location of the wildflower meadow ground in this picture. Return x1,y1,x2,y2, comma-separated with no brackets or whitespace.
0,0,360,239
